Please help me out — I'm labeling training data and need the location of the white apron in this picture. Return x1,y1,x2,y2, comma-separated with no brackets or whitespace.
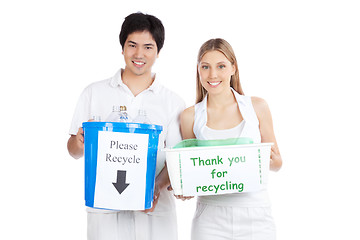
191,89,276,240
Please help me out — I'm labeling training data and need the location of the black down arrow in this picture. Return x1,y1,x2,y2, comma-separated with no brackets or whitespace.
112,170,130,195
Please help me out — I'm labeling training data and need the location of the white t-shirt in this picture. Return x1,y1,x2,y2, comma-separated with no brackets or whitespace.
69,69,186,214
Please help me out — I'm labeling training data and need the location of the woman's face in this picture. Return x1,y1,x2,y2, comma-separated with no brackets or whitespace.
198,50,235,94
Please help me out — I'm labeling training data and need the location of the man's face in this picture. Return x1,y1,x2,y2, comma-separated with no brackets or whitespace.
122,31,159,76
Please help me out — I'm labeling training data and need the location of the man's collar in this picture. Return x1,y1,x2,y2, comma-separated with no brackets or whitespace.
110,69,161,94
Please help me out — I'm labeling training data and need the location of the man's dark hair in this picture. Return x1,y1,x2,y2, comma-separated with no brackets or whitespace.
119,12,165,53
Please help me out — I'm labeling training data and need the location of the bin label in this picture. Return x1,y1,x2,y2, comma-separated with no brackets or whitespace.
180,146,268,196
93,131,149,210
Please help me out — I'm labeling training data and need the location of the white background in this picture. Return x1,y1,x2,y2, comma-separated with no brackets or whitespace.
1,0,359,239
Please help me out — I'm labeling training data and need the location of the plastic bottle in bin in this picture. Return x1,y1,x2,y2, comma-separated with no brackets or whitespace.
106,105,130,122
132,109,151,124
120,106,131,122
91,115,101,121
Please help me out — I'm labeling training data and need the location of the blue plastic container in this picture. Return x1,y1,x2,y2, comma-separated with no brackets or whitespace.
82,122,163,210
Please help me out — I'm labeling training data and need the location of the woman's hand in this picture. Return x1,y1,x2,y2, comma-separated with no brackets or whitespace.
270,145,282,171
167,185,194,201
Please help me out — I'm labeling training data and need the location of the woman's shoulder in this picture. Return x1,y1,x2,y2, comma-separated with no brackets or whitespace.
250,96,267,107
250,96,271,119
181,106,195,121
180,106,196,139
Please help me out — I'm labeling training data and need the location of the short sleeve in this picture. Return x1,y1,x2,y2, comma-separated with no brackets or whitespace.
164,98,186,148
68,87,91,135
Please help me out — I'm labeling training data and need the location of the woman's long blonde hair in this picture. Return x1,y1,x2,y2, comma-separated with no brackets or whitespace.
196,38,244,104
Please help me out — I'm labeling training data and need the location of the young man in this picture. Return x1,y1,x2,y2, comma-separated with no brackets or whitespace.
68,12,185,240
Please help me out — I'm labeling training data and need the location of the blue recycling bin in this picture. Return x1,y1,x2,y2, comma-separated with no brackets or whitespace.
82,122,163,210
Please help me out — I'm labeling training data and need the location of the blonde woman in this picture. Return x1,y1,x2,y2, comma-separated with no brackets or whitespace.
180,38,282,240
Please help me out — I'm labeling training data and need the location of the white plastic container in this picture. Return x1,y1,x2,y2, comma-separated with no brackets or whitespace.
164,141,272,196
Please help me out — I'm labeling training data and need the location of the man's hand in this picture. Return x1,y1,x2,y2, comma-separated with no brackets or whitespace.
142,164,172,213
67,127,85,159
142,183,161,213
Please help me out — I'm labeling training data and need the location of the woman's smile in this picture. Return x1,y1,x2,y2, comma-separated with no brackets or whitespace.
207,81,222,87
